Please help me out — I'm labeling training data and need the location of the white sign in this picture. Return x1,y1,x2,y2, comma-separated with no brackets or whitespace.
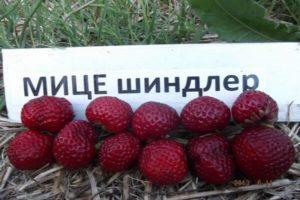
3,43,300,122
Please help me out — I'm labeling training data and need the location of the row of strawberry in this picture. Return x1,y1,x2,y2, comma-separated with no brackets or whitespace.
7,91,295,186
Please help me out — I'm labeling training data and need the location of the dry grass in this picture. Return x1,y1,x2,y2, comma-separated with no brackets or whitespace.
0,117,299,199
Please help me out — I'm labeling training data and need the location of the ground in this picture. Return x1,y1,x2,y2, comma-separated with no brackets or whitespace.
0,0,299,199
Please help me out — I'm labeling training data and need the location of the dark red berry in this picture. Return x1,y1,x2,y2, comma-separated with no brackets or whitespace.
181,96,230,134
132,102,179,141
8,130,54,170
21,96,74,133
99,132,141,172
232,90,278,124
187,134,235,184
86,96,133,133
232,126,295,181
53,120,97,169
139,139,188,185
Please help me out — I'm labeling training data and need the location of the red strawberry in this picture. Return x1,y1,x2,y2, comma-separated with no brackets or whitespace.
8,130,54,170
187,134,235,184
232,126,295,181
139,139,188,185
86,96,133,133
99,132,141,173
63,120,99,144
53,120,97,169
181,96,230,134
232,90,278,124
21,96,74,133
132,102,179,141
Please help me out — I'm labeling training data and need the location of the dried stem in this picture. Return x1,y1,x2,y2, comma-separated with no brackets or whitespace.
165,179,296,200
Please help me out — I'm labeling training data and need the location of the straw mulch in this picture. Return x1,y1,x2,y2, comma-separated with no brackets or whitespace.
0,114,299,200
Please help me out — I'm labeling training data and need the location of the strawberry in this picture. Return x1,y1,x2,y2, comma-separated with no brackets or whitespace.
86,96,133,133
232,126,295,181
187,134,235,184
8,130,54,170
181,96,230,134
64,120,99,144
21,96,74,133
99,132,141,173
53,120,98,169
232,90,278,124
132,102,179,141
139,139,188,185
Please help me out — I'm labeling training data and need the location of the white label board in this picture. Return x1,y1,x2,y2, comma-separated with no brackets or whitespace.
3,43,300,122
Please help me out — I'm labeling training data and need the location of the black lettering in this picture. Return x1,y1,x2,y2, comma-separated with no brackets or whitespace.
71,75,92,99
164,77,180,93
118,78,141,93
51,76,68,95
23,77,47,96
243,74,259,91
182,77,202,97
203,76,220,91
224,75,239,91
94,74,107,94
145,78,160,93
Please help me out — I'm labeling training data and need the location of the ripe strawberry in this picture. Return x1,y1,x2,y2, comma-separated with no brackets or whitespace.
132,102,179,141
187,134,235,184
53,120,97,169
232,126,295,181
64,120,99,144
181,96,230,134
99,132,141,173
232,90,278,124
86,96,133,133
8,130,54,170
21,96,74,133
139,139,188,185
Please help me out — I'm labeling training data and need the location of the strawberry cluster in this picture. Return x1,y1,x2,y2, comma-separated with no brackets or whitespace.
7,90,295,186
